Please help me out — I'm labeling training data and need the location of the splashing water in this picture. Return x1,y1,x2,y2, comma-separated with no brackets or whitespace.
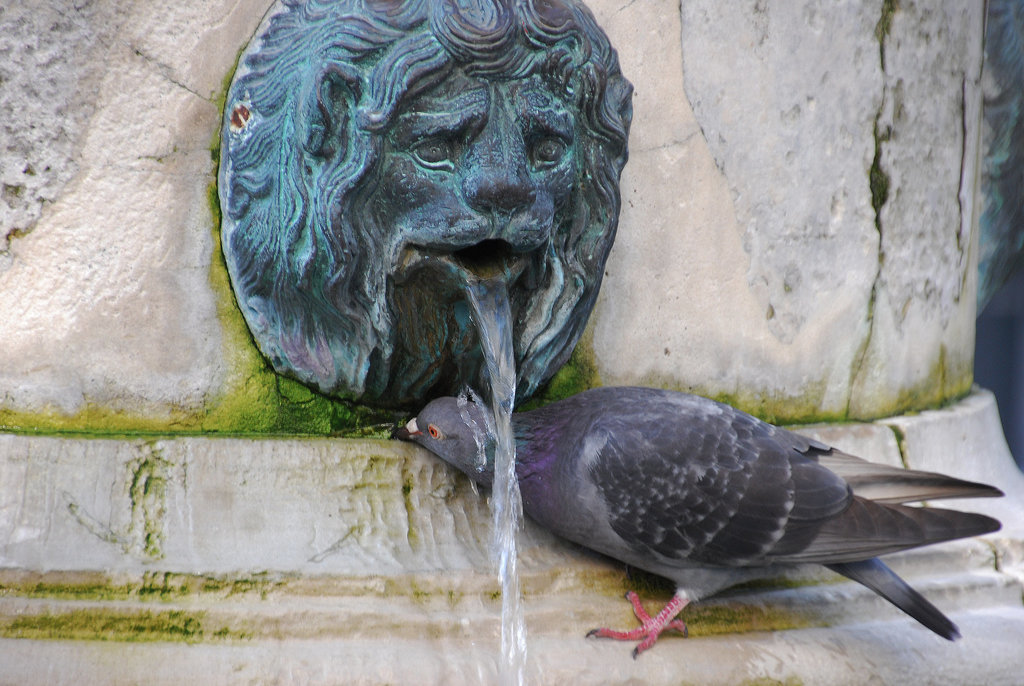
465,277,526,686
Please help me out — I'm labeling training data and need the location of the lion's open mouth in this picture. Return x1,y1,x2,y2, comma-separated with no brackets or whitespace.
452,239,518,279
395,239,540,287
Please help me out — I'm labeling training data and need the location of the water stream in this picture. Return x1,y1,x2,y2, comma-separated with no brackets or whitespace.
465,278,526,686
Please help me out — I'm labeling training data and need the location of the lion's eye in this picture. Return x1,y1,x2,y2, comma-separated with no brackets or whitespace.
530,136,567,169
427,424,443,439
412,138,455,171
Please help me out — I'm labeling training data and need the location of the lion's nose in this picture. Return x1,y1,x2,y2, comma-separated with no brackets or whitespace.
462,151,532,216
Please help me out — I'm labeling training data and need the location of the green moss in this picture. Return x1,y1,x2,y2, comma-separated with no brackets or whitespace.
683,602,815,637
652,341,972,426
887,423,909,469
0,609,248,643
409,581,431,603
520,326,601,410
2,580,136,602
869,119,891,222
0,571,283,603
128,453,170,560
208,46,244,166
618,567,676,597
848,344,973,421
706,386,847,426
874,0,899,69
632,374,846,426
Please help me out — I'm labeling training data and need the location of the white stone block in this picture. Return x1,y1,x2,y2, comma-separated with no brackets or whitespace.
585,0,984,420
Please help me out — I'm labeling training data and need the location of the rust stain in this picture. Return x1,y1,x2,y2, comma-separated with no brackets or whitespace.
229,103,252,132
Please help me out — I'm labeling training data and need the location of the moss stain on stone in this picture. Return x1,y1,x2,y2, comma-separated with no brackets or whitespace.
869,119,891,224
850,344,973,421
0,571,284,604
1,568,821,643
520,325,601,410
401,462,420,549
622,371,847,426
127,450,171,560
683,602,816,637
0,609,248,643
874,0,899,70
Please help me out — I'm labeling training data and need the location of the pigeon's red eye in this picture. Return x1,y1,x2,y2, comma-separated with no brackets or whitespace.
428,424,442,439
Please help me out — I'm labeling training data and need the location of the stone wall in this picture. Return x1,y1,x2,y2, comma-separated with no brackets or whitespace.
590,0,983,421
0,0,986,431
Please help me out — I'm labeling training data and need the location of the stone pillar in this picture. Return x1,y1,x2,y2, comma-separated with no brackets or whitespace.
587,0,982,422
1,2,1022,684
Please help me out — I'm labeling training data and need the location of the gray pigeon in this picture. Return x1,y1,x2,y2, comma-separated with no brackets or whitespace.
396,386,1003,656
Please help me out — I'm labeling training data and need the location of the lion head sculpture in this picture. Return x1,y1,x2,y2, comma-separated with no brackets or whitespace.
219,0,632,408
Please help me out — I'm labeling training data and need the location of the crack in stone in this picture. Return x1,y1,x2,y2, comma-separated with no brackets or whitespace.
131,45,211,103
847,0,897,419
632,131,700,155
955,73,976,301
882,422,911,470
956,76,968,259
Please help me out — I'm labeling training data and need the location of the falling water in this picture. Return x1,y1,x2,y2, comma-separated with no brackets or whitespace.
465,277,526,686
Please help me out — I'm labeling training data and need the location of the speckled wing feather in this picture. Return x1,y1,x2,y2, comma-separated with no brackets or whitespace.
582,389,852,567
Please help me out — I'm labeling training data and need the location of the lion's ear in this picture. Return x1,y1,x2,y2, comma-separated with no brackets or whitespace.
304,65,362,161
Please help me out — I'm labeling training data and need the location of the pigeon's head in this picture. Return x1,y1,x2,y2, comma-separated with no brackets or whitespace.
395,395,495,485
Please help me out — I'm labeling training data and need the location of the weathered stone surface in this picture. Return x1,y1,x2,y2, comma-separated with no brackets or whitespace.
0,391,1022,684
0,0,991,427
847,0,984,417
0,2,105,265
0,0,268,421
4,610,1024,686
588,0,984,421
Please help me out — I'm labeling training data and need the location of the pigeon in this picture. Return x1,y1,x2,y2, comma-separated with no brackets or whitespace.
396,386,1003,657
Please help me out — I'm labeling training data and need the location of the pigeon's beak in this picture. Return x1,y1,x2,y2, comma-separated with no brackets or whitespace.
393,417,422,441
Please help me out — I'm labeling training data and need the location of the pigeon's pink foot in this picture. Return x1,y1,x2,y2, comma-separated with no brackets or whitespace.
587,590,691,658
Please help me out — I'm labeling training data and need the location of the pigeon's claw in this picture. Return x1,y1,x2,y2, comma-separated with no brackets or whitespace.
623,591,689,635
587,590,691,658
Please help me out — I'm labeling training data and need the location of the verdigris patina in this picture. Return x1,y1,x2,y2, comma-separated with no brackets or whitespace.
218,0,632,408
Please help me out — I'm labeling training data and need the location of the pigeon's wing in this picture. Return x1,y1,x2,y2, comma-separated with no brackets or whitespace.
586,395,853,567
582,390,1000,569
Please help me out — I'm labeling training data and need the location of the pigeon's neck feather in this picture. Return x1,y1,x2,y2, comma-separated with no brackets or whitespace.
511,409,586,530
513,414,564,470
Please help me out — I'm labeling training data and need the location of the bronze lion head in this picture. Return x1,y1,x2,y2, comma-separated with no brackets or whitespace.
219,0,631,408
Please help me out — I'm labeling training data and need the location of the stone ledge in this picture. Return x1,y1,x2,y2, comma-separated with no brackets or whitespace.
1,389,1022,684
3,607,1024,686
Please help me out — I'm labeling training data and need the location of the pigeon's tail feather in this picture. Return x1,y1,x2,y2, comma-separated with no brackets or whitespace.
791,499,1002,563
817,451,1004,504
827,558,960,640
